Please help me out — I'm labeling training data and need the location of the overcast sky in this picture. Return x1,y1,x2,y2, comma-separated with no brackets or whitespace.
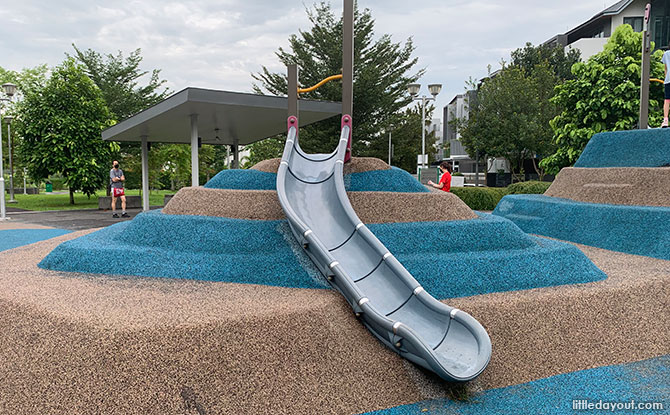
1,0,614,121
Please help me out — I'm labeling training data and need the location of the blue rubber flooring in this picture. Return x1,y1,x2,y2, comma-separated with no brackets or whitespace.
360,355,670,415
0,229,71,252
39,211,605,299
493,194,670,260
204,167,427,193
574,129,670,168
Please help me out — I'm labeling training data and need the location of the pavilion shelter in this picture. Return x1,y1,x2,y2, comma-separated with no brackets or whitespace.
102,87,341,211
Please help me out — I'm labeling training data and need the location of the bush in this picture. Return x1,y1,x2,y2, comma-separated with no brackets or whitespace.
451,181,550,210
506,181,551,194
451,187,507,211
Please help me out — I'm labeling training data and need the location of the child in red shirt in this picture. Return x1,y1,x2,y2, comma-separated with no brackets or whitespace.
428,161,452,192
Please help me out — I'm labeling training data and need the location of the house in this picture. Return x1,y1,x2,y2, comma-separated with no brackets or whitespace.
442,91,491,175
544,0,664,59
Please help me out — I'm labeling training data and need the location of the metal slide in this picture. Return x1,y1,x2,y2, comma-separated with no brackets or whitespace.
276,116,491,382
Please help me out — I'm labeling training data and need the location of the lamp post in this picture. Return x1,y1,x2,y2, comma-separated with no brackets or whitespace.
2,83,17,204
408,83,442,171
5,115,15,203
0,99,7,220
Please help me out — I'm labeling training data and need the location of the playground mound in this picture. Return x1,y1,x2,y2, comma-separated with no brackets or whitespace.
2,231,668,415
11,156,662,414
574,128,670,168
204,164,428,193
251,156,390,174
38,210,604,297
163,188,477,222
545,167,670,206
495,129,670,258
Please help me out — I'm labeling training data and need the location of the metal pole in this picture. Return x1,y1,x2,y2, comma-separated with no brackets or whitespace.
342,0,354,118
233,138,239,169
639,3,652,129
342,0,354,162
421,97,426,170
388,131,392,165
0,113,6,220
226,145,230,169
190,114,199,186
288,64,299,119
7,120,15,202
23,167,27,194
141,136,149,212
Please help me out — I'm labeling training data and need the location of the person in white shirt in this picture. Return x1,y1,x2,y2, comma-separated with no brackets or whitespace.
661,48,670,127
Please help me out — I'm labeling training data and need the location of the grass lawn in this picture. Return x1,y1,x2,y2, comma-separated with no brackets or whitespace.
7,189,175,211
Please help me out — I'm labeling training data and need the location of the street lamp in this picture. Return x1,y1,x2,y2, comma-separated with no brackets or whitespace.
0,100,7,220
2,83,17,205
4,115,15,203
408,82,442,171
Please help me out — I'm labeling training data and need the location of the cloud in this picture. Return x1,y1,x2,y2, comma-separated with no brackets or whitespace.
1,0,609,113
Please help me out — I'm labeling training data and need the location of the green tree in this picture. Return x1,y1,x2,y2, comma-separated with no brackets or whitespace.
244,137,285,167
511,42,581,81
16,58,117,204
72,45,172,191
252,2,422,157
460,64,558,181
0,64,49,95
378,104,436,173
1,65,49,187
72,45,169,120
541,25,665,174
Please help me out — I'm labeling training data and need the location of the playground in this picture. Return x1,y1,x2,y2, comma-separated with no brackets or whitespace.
1,1,669,414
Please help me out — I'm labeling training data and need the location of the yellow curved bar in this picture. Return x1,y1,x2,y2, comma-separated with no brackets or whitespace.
651,78,664,84
297,74,343,94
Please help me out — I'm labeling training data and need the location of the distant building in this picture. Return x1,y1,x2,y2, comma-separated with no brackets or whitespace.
442,91,484,173
428,118,443,161
544,0,667,59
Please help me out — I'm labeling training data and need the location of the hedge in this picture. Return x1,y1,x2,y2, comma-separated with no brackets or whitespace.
451,187,507,211
451,181,550,211
506,181,551,195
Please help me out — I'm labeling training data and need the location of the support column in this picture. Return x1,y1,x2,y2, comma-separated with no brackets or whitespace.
639,3,652,129
141,135,149,212
342,0,354,117
233,138,239,169
342,0,354,162
288,64,299,119
190,114,199,186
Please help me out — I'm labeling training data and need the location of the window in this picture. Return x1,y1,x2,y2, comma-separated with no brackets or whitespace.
624,16,644,32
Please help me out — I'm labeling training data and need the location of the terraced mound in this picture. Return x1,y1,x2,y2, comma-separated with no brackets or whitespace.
42,157,604,296
40,210,604,297
545,167,670,206
495,129,670,258
2,231,668,415
18,157,647,415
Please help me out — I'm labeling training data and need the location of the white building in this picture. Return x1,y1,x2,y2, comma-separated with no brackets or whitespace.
544,0,661,60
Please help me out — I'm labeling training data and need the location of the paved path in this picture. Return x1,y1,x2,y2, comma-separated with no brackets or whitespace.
2,207,161,231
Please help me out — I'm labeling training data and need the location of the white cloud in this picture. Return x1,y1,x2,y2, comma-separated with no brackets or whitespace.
1,0,610,116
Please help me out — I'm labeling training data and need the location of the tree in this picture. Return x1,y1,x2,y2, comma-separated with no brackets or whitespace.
511,42,581,81
252,2,422,157
16,58,118,204
541,25,665,174
72,45,172,191
459,64,558,182
72,45,169,120
377,104,437,173
244,138,286,167
0,64,49,96
1,65,50,187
